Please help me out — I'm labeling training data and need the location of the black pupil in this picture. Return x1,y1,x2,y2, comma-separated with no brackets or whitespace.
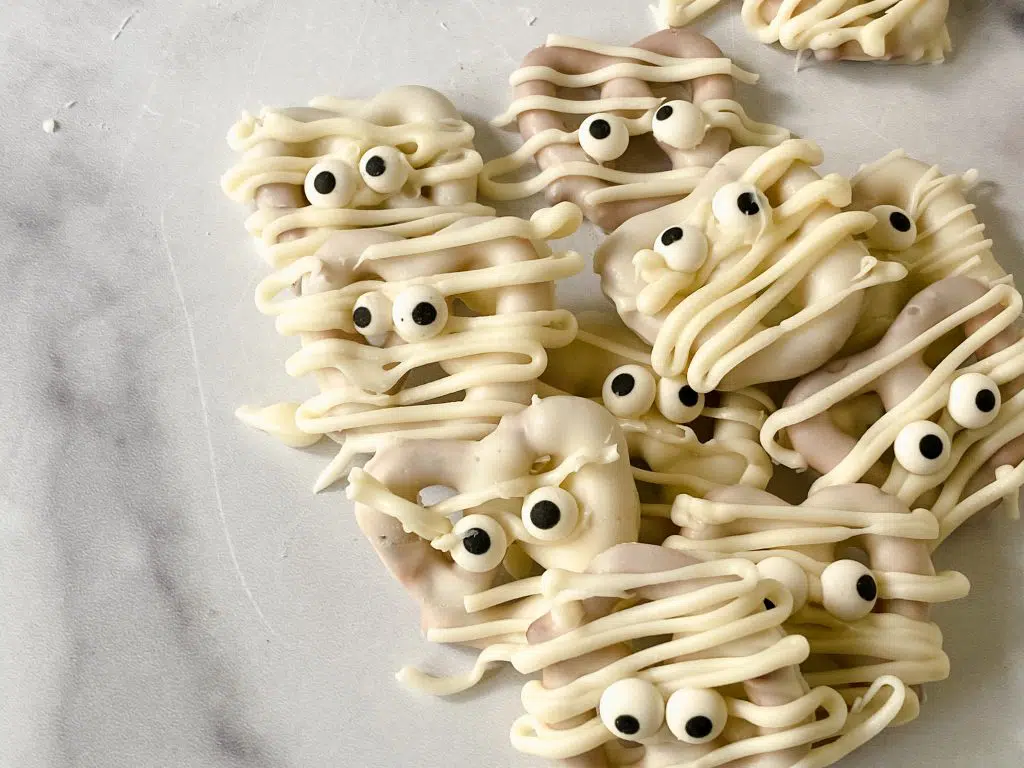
856,574,878,602
530,500,561,530
660,226,684,246
889,211,912,233
365,155,387,177
763,598,775,610
411,302,438,326
614,715,640,736
313,171,336,195
462,528,491,556
611,373,635,397
976,388,997,413
656,104,674,121
352,306,372,329
685,716,714,739
678,386,700,407
736,191,760,216
589,118,612,139
918,433,945,460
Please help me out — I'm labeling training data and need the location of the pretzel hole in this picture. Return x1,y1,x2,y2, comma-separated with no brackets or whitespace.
837,546,871,567
418,485,461,523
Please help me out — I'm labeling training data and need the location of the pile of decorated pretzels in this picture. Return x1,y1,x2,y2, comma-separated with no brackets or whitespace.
221,7,1022,765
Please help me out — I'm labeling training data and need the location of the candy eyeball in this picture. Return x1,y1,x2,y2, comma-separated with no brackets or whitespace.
602,365,657,419
359,146,410,195
665,688,728,744
894,420,952,475
756,556,808,612
391,285,449,343
657,377,705,424
866,205,917,251
352,292,393,338
521,486,580,542
948,372,1001,429
653,224,709,273
450,514,508,573
579,114,630,163
711,181,771,237
651,100,707,150
599,678,665,741
304,157,357,208
820,559,878,622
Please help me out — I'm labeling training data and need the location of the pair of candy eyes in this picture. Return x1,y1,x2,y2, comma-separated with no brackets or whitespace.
351,285,448,343
651,182,772,272
304,146,410,208
761,556,880,622
450,486,581,573
599,680,728,745
892,373,1002,476
577,100,706,163
602,365,705,424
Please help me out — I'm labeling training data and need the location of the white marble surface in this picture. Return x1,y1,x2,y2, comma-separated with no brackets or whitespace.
3,1,1024,766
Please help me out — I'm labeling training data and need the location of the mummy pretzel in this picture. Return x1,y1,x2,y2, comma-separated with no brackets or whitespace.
596,138,907,392
667,485,969,726
346,396,641,693
843,150,1010,352
764,276,1024,546
222,85,493,268
479,31,790,232
236,203,585,491
539,312,773,512
657,1,951,64
481,543,907,766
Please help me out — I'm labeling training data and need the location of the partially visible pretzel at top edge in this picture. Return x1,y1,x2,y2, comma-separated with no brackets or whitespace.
480,30,790,232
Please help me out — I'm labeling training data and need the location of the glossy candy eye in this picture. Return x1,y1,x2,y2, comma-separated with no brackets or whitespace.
820,559,878,621
602,365,657,419
450,514,508,573
521,486,580,542
304,157,357,208
866,205,917,251
579,114,630,163
666,688,728,744
711,181,771,238
756,556,809,612
599,678,665,741
657,377,705,424
948,373,1001,429
391,285,449,342
894,420,951,475
352,292,393,338
359,146,410,194
653,224,709,273
651,100,707,150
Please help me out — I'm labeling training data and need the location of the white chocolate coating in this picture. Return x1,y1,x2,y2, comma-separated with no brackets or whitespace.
657,1,951,63
242,204,585,491
765,276,1024,545
490,544,907,766
222,86,492,268
480,31,790,232
844,150,1010,353
667,484,969,721
539,313,773,511
347,396,641,692
596,139,906,391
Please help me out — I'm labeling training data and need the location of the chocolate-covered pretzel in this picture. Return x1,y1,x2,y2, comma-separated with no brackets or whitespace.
481,31,789,232
504,544,905,766
237,204,584,490
596,139,905,391
659,0,951,63
222,85,492,268
764,276,1024,545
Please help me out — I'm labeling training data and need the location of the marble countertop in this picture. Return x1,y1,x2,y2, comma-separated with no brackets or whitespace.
3,1,1024,766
